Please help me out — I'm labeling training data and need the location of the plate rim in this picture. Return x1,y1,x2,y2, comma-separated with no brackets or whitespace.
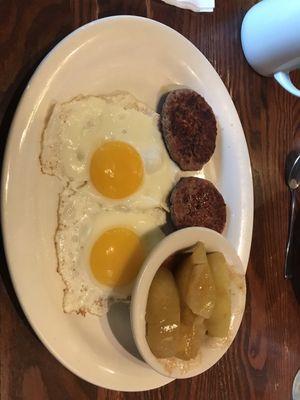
1,15,253,391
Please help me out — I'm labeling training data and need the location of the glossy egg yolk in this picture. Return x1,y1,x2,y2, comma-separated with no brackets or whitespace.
90,141,143,199
90,227,145,287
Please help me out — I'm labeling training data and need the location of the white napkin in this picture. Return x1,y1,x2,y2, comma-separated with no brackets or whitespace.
162,0,214,12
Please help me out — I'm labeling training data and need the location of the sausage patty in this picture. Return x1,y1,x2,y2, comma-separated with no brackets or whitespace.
170,177,226,233
161,89,217,171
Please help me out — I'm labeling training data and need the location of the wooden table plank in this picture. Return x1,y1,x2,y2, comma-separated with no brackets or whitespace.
1,1,300,399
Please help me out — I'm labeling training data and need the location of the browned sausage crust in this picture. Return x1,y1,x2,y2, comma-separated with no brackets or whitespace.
170,177,226,233
161,89,217,171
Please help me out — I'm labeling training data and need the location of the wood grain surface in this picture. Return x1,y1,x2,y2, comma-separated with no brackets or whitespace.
1,1,300,399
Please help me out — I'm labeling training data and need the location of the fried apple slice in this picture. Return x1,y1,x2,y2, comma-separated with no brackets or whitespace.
206,252,231,338
146,267,180,358
175,242,216,318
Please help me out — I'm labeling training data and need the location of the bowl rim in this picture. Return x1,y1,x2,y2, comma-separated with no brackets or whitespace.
130,227,246,379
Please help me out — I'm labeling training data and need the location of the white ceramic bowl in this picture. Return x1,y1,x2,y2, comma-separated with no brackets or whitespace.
130,227,246,379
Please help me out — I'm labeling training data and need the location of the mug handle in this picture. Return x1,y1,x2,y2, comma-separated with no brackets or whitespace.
274,71,300,97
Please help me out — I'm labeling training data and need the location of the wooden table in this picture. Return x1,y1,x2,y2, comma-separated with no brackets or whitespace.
1,1,300,399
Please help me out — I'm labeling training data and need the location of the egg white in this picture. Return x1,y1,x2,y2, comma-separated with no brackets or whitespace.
41,92,179,210
56,187,166,316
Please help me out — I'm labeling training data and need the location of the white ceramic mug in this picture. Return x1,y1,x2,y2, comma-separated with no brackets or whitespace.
241,0,300,97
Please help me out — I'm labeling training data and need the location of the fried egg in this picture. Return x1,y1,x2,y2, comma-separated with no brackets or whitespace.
41,92,179,210
56,187,166,316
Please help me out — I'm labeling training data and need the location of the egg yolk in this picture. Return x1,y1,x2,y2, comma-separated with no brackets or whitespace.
90,227,145,287
90,141,143,199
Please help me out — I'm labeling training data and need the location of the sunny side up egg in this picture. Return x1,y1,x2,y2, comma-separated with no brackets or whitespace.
40,92,179,210
41,92,175,316
56,188,166,316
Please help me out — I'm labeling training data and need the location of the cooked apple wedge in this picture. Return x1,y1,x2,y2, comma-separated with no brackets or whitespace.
189,241,208,265
176,304,206,360
206,252,231,338
175,242,216,318
146,267,180,358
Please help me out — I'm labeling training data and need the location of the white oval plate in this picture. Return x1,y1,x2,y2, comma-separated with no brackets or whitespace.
1,16,253,391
